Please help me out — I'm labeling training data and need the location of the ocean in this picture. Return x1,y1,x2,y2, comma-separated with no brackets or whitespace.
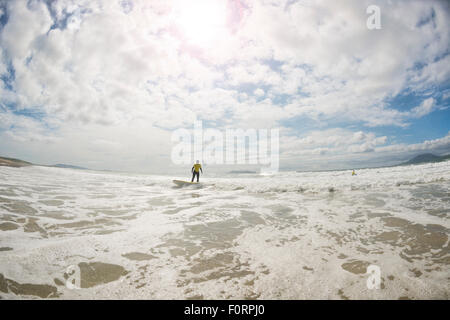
0,161,449,299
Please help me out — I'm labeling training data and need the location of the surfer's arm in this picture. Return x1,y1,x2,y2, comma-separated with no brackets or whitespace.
200,168,203,174
191,166,194,173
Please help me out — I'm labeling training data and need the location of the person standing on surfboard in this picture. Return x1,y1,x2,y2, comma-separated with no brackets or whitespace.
191,160,203,182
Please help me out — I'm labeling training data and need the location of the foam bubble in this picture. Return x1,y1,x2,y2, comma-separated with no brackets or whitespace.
0,161,448,299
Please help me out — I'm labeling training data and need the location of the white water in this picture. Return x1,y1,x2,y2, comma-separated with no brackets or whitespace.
0,161,449,299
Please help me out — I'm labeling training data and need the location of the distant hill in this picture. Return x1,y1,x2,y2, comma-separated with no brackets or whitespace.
50,164,89,170
402,153,450,165
0,156,91,170
0,156,33,168
228,170,257,174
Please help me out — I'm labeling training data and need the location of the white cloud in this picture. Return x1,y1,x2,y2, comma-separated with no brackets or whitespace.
376,132,450,155
0,47,6,75
410,98,436,118
1,1,52,60
0,0,449,171
280,128,388,158
254,88,265,97
280,128,449,170
0,110,60,144
2,0,448,128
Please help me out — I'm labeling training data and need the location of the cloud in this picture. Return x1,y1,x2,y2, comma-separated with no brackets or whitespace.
377,132,450,154
1,1,52,60
2,0,448,128
280,128,449,170
410,97,436,118
0,109,59,143
0,0,449,171
90,138,122,152
280,128,388,158
253,88,265,97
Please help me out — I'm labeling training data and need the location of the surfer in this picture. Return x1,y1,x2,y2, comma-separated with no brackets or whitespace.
352,170,356,176
191,160,203,182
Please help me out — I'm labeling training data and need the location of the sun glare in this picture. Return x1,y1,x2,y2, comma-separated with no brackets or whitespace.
174,0,228,46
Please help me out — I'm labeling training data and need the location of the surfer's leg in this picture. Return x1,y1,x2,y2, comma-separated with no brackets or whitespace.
196,172,199,182
191,172,195,182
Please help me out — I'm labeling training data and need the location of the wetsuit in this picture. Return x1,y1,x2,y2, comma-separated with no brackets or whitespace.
191,163,202,182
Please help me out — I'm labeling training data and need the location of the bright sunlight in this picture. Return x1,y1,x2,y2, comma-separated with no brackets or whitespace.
173,0,229,46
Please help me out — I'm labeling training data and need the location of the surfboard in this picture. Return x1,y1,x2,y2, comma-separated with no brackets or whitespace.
173,180,201,187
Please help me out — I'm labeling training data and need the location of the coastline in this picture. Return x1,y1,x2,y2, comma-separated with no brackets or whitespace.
0,157,33,168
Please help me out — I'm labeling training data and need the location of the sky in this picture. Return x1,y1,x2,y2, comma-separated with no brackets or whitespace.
0,0,449,174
